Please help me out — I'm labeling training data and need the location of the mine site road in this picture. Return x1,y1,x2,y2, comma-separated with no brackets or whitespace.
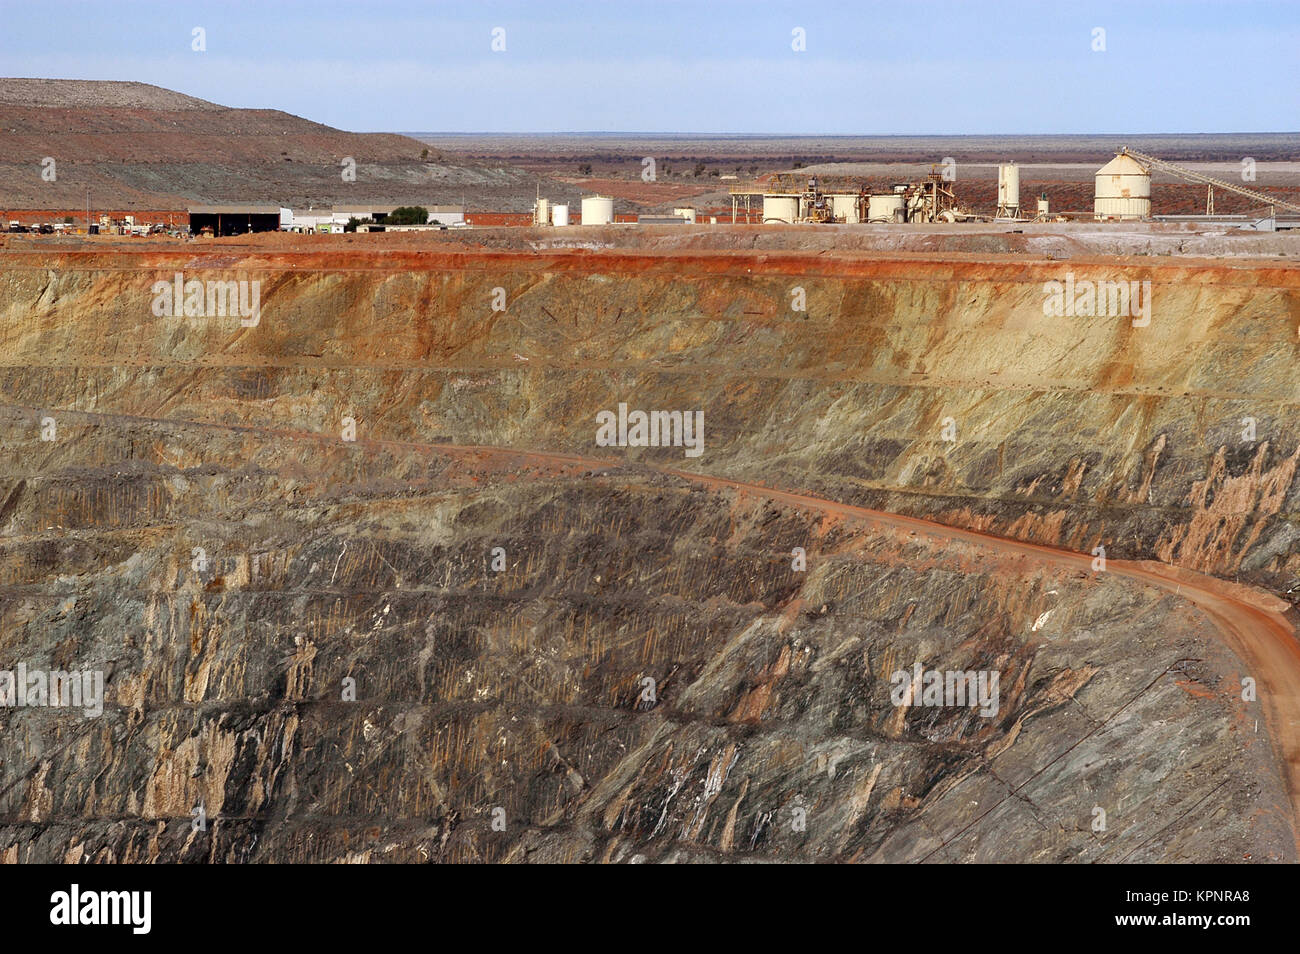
5,400,1300,857
464,443,1300,856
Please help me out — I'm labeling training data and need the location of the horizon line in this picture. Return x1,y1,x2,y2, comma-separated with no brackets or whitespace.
392,130,1300,138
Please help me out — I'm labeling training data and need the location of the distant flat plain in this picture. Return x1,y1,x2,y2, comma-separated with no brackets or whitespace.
412,131,1300,213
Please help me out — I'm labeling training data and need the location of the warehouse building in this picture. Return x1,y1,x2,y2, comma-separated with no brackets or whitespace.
188,205,287,236
285,205,466,232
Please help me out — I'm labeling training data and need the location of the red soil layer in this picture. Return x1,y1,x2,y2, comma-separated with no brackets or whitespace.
5,240,1299,288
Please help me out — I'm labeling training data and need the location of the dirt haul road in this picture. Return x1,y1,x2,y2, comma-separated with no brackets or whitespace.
312,437,1300,857
8,399,1296,854
663,464,1300,853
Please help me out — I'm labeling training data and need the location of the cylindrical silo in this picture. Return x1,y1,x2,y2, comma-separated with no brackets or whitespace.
580,195,615,226
762,194,799,223
996,163,1020,218
1094,152,1151,220
672,207,697,223
534,197,549,226
551,204,569,226
867,194,904,223
829,194,860,224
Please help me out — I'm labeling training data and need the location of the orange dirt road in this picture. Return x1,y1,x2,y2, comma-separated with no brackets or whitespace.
662,463,1300,855
430,441,1300,855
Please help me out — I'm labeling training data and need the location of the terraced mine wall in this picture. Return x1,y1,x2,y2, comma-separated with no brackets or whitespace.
7,246,1296,590
0,244,1296,862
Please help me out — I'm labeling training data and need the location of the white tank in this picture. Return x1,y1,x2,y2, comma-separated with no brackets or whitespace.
580,195,615,226
829,194,860,224
867,194,904,223
763,195,799,223
534,197,549,226
997,163,1020,216
551,204,569,226
672,207,697,223
1094,152,1151,220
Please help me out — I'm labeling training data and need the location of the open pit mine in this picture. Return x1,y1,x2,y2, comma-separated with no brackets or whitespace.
0,226,1298,864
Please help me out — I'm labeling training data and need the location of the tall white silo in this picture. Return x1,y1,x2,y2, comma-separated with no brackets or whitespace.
1094,152,1151,220
996,163,1020,219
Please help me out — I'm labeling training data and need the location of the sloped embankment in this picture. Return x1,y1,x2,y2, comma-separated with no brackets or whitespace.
0,244,1295,862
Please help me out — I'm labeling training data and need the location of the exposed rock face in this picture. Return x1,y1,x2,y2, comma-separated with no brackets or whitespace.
0,243,1296,862
7,246,1296,588
1157,442,1300,575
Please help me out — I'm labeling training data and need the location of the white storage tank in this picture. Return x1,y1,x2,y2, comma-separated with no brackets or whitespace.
762,194,799,223
551,204,569,226
580,195,615,226
996,163,1020,217
672,207,697,224
828,194,861,224
1094,152,1151,220
867,194,904,223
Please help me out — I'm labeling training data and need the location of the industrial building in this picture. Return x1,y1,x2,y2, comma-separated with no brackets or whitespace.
284,209,334,233
282,204,466,233
735,174,973,225
181,150,1298,239
414,205,466,226
720,148,1299,229
1107,147,1300,228
188,205,287,236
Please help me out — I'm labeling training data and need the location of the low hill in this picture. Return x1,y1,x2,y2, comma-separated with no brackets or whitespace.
0,79,533,209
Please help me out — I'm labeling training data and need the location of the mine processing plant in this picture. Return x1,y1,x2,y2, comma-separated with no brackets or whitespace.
718,149,1300,229
730,171,975,225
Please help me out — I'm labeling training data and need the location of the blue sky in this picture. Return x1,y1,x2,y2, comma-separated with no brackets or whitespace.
1,0,1296,134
